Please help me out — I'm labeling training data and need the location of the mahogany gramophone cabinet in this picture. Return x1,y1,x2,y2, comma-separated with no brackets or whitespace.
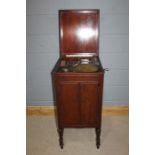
52,10,106,149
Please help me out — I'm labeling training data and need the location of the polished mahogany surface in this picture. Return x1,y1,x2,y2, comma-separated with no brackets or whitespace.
59,10,99,55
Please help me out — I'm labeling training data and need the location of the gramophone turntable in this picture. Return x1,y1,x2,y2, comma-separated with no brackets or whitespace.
58,56,101,73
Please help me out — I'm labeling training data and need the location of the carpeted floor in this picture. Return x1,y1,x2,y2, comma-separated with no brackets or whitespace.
27,116,128,155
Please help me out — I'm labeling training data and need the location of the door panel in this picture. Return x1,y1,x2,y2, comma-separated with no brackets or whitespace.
58,82,80,125
80,82,99,124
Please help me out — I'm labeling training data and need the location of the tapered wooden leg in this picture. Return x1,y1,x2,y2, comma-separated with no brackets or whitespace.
95,128,101,149
58,128,64,149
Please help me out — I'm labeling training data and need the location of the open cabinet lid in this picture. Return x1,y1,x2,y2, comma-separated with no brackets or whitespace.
59,10,99,57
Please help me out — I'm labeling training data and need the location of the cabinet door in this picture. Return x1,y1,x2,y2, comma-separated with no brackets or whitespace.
80,82,100,125
57,82,80,125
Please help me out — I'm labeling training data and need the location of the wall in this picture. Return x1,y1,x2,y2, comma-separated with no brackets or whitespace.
26,0,129,106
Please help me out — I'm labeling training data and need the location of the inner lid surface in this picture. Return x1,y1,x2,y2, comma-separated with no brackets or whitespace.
59,10,99,56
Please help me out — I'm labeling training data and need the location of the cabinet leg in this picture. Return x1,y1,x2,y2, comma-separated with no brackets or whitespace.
58,128,64,149
95,128,101,149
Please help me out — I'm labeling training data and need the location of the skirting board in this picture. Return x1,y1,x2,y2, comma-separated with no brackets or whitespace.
26,106,128,116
